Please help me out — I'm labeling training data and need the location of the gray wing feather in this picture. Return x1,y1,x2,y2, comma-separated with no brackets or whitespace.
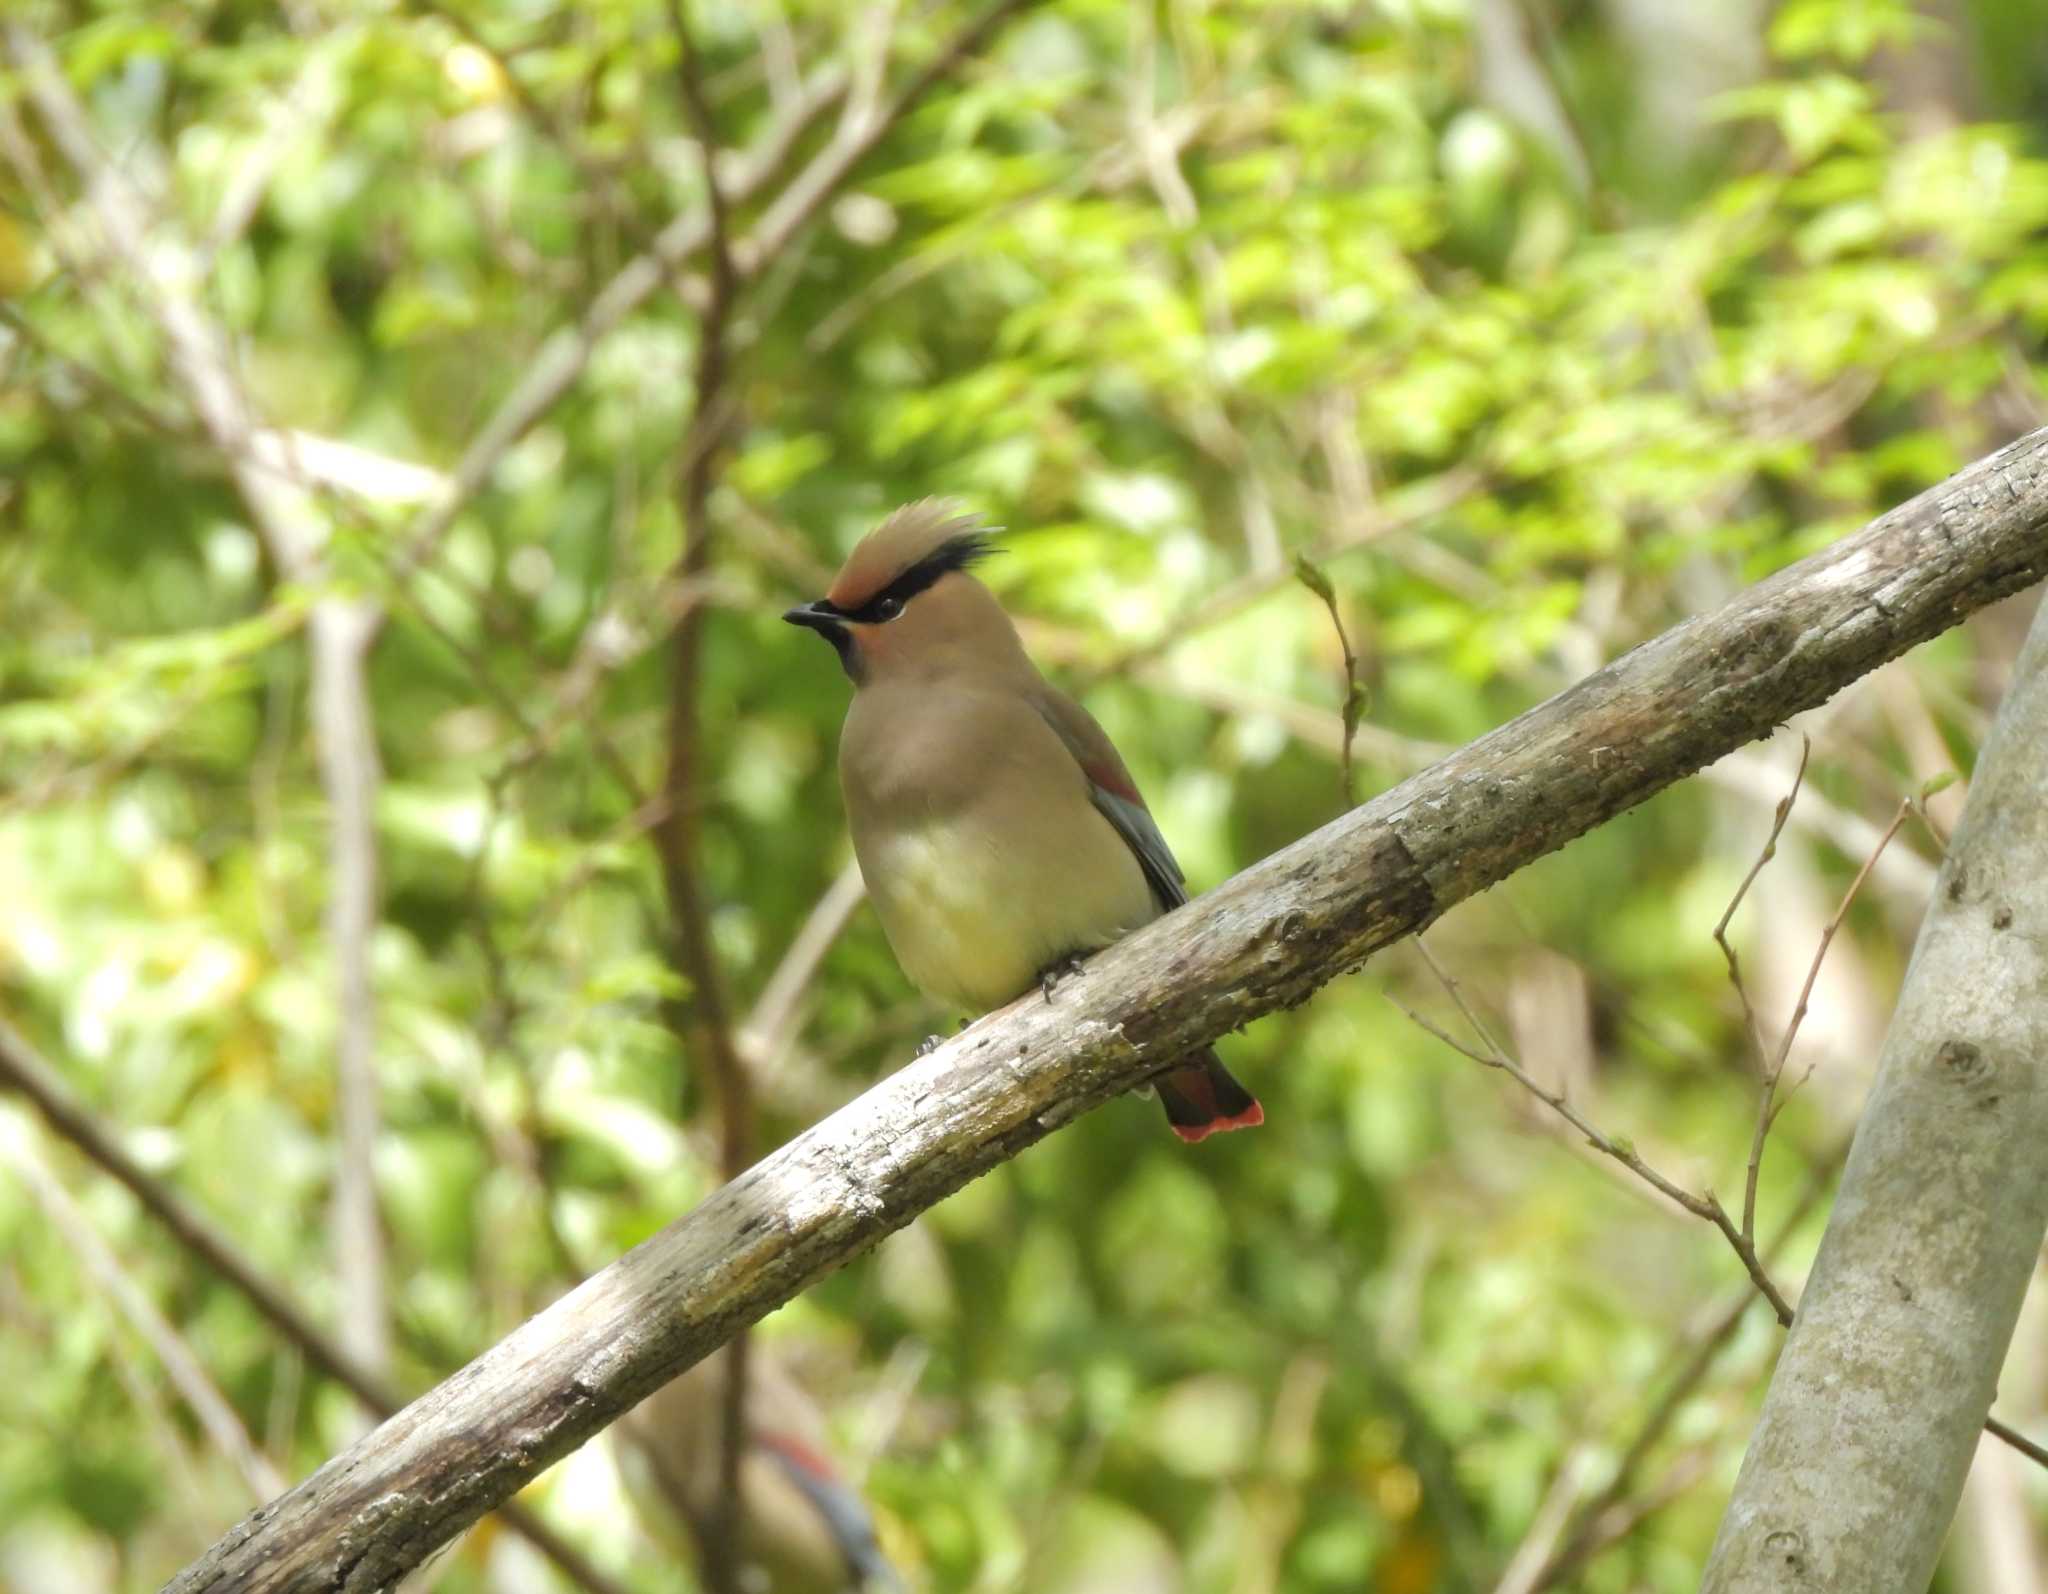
1088,785,1186,911
1028,691,1188,913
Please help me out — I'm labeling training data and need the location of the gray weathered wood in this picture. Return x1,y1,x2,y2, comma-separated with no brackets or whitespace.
166,429,2048,1593
1700,577,2048,1591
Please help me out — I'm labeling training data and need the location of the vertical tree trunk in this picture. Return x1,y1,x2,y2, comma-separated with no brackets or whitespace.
309,600,389,1383
1702,595,2048,1592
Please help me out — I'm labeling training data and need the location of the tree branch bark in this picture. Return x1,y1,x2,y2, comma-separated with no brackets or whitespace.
1700,587,2048,1589
156,425,2048,1594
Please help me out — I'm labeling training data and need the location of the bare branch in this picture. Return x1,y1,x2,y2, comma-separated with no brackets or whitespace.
656,0,749,1197
198,50,334,268
158,426,2048,1594
3,1130,286,1500
1404,939,1750,1237
1712,734,1811,1080
1293,556,1369,803
1530,1448,1716,1587
1701,748,1937,899
731,0,1043,280
4,26,323,572
407,0,643,253
308,606,389,1379
1407,923,2040,1486
1470,0,1593,196
0,305,449,505
738,859,869,1074
1738,797,1908,1248
1984,1416,2048,1471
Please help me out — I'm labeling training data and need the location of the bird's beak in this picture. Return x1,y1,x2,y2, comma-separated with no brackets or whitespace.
783,599,847,637
784,599,859,679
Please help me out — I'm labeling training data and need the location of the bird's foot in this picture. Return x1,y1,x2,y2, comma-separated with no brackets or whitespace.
1038,953,1090,1002
914,1033,947,1058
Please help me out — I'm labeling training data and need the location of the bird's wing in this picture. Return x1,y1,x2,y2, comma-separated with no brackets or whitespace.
1030,685,1187,911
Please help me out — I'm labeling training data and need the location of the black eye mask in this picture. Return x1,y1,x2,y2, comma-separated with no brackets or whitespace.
826,531,1000,625
784,530,1001,680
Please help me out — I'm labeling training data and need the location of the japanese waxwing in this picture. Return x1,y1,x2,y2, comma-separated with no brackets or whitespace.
784,500,1262,1143
618,1348,902,1593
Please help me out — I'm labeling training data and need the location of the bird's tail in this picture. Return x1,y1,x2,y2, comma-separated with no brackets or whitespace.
762,1432,904,1591
1155,1049,1264,1143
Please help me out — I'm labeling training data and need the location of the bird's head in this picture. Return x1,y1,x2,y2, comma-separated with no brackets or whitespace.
784,500,1011,685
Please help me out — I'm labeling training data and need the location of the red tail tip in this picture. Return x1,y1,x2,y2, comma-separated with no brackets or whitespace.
1169,1099,1265,1143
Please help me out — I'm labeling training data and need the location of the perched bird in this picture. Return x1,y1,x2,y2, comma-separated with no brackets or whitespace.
784,500,1263,1142
618,1348,902,1594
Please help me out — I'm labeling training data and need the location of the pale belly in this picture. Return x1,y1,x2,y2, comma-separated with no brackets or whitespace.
855,814,1157,1013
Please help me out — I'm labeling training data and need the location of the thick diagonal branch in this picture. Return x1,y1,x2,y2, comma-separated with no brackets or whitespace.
158,427,2048,1594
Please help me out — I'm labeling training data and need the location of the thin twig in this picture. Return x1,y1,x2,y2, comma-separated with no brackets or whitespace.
1712,735,1810,1081
375,563,652,809
1080,462,1485,687
384,0,1044,601
0,300,447,506
658,10,751,1589
383,59,851,587
1533,1447,1717,1586
1293,556,1368,803
1985,1416,2048,1469
408,0,643,251
4,1132,287,1499
732,0,1044,282
197,50,332,268
4,27,321,566
1739,797,1910,1247
1401,935,2046,1476
1700,751,1936,900
0,300,191,439
738,859,869,1074
1404,941,1769,1300
1406,939,1789,1319
1525,1141,1844,1591
0,1019,635,1594
509,793,678,964
1492,1448,1599,1594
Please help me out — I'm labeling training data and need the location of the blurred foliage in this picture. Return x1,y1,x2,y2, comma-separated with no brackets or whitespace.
2,0,2045,1589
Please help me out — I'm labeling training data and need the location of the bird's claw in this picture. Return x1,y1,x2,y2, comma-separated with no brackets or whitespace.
1038,954,1089,1002
914,1033,946,1057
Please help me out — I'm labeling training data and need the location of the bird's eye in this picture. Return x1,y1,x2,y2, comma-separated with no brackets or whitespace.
870,596,904,622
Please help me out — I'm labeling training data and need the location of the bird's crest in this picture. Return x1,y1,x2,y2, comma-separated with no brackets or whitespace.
826,499,999,611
